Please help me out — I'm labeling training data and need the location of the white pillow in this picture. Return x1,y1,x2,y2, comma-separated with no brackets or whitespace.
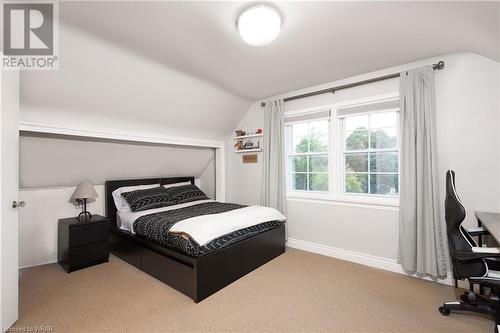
112,184,159,212
163,181,192,189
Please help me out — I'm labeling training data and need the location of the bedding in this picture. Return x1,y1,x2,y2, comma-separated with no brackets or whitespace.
163,181,191,188
112,183,159,212
164,184,209,204
121,186,175,212
118,200,286,257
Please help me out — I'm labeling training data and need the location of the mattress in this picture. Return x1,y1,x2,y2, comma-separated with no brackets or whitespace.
118,200,286,257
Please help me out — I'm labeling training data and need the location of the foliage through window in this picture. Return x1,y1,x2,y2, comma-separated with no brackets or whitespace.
288,120,329,192
343,111,399,196
285,97,399,203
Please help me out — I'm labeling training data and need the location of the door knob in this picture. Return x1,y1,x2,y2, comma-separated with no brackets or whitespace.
12,201,25,208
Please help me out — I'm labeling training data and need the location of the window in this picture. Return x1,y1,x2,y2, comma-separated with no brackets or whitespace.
287,117,329,192
342,111,399,196
285,94,400,204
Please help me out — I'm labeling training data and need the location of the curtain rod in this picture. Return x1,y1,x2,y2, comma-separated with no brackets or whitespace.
260,61,444,107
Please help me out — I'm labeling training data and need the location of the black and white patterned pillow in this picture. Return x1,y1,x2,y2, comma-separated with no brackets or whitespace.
121,187,176,212
164,184,209,205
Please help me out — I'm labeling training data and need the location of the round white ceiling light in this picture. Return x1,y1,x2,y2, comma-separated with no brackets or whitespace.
237,4,282,47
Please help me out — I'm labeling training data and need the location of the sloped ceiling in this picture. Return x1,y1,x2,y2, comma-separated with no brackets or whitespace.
19,133,215,188
20,1,499,139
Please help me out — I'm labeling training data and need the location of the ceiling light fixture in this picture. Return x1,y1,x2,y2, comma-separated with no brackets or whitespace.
237,4,282,47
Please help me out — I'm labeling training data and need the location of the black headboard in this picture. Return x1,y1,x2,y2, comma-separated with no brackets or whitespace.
105,176,195,227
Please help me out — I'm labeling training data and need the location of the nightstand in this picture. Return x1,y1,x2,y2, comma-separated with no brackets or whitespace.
58,214,110,273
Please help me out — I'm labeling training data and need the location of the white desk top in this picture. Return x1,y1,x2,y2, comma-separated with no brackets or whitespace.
475,211,500,242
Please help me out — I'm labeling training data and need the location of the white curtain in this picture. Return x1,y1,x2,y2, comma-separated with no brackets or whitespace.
260,99,286,214
398,66,447,278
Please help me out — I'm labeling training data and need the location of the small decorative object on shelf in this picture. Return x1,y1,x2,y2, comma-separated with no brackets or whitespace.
234,139,244,151
233,129,264,154
235,129,246,137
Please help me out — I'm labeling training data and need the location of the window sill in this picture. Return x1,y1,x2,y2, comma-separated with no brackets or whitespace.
286,192,399,211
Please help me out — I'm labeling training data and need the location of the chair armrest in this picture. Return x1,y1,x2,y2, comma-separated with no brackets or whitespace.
466,227,490,236
455,249,500,261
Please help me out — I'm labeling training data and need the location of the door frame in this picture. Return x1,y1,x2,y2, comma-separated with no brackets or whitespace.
0,65,20,329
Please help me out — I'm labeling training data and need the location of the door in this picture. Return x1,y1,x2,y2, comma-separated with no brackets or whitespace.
0,67,20,328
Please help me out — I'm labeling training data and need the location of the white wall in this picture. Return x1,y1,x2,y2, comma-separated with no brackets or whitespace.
226,53,500,275
19,133,215,188
225,103,264,205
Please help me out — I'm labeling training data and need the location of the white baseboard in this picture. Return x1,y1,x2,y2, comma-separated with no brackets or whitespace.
19,260,57,270
286,238,454,286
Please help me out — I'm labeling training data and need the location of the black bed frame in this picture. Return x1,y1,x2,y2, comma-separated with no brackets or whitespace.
105,176,286,303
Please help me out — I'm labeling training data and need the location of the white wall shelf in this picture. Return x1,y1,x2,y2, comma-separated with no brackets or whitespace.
234,148,263,153
234,133,263,140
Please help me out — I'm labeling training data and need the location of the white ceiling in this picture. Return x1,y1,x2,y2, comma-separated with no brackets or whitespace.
19,1,499,140
57,1,499,100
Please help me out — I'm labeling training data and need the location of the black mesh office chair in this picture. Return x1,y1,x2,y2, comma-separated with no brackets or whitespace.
439,170,500,333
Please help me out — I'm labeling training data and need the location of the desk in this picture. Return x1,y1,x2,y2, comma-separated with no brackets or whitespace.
475,211,500,243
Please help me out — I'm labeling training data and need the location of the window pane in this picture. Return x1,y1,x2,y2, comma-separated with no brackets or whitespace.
345,173,368,193
345,153,368,172
309,173,328,191
291,173,307,191
309,121,328,152
292,123,308,137
309,155,328,172
345,130,368,150
370,152,398,172
370,174,399,195
293,136,309,153
291,156,307,172
345,115,368,132
370,128,397,149
370,112,397,129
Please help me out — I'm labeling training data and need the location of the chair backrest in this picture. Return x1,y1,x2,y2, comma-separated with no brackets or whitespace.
445,170,487,279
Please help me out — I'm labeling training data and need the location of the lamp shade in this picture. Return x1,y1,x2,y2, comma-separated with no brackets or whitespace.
71,181,98,200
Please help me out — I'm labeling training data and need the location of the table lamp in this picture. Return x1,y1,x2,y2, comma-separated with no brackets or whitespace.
71,181,98,221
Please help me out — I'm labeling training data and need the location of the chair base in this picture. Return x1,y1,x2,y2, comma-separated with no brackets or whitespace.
440,290,500,332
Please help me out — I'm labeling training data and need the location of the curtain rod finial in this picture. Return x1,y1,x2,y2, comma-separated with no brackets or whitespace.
434,61,445,70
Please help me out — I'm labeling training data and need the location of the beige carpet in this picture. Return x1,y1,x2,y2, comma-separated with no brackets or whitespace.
13,248,491,333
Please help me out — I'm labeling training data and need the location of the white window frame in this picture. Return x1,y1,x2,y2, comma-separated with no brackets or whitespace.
285,93,400,208
285,108,331,196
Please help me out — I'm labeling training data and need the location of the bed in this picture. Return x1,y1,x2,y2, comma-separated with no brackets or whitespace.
105,176,286,302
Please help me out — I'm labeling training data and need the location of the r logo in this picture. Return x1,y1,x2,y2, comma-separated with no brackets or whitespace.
3,3,53,55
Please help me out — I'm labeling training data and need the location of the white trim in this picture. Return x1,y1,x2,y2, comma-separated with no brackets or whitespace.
19,119,224,148
284,104,332,118
234,133,263,139
19,260,56,270
234,148,263,153
286,238,454,286
287,196,398,211
332,92,399,110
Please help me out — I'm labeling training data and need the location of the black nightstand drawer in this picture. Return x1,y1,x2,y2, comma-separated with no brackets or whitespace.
69,241,109,270
70,223,109,247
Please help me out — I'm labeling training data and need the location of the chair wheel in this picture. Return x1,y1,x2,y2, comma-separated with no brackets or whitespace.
439,306,450,316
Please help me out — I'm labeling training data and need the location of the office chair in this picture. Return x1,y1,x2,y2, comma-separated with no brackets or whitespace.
439,170,500,333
